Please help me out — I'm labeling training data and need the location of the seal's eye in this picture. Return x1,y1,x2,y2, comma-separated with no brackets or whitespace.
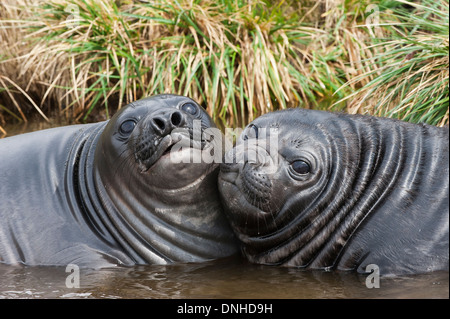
243,124,258,140
291,160,310,175
119,120,136,135
181,102,199,116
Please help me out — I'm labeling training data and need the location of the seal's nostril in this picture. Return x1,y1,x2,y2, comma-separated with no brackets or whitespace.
153,118,166,132
151,111,184,135
171,111,183,127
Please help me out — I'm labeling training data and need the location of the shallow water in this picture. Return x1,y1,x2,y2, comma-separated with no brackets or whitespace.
0,258,448,299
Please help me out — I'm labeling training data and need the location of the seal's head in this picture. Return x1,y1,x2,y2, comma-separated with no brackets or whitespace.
93,94,238,264
219,109,335,234
97,94,217,188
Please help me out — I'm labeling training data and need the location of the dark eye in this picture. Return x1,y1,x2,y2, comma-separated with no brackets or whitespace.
291,160,310,175
181,102,199,116
243,124,258,140
119,120,136,135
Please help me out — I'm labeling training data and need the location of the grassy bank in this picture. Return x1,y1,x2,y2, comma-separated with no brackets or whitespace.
0,0,448,132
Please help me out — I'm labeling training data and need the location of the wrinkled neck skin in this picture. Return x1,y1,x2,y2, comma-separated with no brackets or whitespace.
220,109,449,275
78,124,237,265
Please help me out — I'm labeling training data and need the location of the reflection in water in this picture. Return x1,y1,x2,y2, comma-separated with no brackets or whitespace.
0,258,448,299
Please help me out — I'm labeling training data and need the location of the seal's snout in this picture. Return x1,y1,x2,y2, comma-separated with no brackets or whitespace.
150,109,185,136
241,164,273,211
134,108,186,172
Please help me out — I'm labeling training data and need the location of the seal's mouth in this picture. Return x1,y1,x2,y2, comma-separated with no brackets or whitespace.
219,162,274,214
219,163,240,184
135,129,208,172
162,143,175,156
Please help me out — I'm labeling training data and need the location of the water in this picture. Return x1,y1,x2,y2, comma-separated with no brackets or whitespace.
1,122,448,299
0,258,448,299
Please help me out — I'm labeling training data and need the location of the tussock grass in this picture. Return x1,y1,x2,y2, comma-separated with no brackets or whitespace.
340,0,449,126
0,0,448,130
1,0,333,127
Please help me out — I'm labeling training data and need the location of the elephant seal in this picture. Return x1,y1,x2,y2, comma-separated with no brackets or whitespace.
218,108,449,275
0,94,238,268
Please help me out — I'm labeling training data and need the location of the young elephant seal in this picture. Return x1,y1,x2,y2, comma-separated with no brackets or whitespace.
0,94,238,268
218,108,448,275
